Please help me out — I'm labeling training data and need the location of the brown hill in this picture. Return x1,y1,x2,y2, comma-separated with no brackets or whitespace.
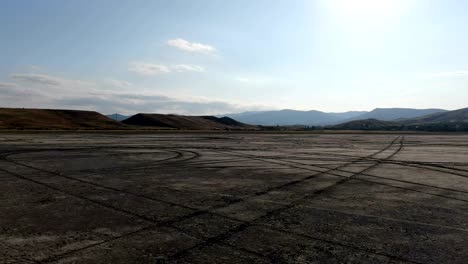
122,113,255,130
0,108,127,130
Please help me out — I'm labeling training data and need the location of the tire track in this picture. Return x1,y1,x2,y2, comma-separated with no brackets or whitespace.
9,135,457,264
212,138,468,203
165,136,424,264
0,136,403,263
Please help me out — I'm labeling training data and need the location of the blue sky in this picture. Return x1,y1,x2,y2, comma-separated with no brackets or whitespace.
1,0,467,114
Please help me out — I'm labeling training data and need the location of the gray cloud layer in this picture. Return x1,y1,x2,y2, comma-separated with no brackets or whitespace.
0,73,251,115
11,73,61,86
56,93,246,115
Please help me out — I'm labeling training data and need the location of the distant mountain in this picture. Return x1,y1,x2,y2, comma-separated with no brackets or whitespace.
327,111,369,120
225,109,368,126
122,113,255,130
330,107,468,132
106,113,129,121
225,108,448,126
0,108,127,130
349,108,447,121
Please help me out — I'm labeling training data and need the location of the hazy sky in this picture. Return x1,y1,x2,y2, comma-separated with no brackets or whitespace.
1,0,467,114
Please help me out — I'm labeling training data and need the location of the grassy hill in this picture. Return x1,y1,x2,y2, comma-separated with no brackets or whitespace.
122,113,255,130
0,108,127,130
350,108,447,121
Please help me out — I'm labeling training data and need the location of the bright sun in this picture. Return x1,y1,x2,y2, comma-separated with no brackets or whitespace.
338,0,400,15
322,0,411,22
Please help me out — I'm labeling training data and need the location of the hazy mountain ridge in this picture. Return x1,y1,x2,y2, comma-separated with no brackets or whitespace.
224,108,447,126
330,108,468,131
2,107,465,131
106,113,129,121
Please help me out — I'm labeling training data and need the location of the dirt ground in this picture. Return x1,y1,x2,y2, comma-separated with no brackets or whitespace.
1,132,467,264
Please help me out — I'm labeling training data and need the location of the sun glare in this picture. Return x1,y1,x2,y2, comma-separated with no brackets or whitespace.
338,0,399,15
322,0,412,23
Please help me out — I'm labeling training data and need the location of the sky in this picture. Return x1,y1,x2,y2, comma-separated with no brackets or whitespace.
1,0,467,115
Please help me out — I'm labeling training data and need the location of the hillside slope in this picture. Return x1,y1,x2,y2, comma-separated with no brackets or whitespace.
122,113,254,130
349,108,447,121
0,108,127,130
402,107,468,124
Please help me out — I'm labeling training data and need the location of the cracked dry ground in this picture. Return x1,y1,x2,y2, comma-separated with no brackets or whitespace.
1,132,467,264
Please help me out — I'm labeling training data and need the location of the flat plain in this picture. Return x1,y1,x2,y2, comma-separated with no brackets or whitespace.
1,132,467,264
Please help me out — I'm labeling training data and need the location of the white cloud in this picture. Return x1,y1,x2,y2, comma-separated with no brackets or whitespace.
107,79,132,88
129,62,170,76
172,64,205,72
129,62,205,75
167,38,215,53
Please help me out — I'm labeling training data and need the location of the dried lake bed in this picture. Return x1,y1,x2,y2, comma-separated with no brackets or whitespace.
1,132,467,263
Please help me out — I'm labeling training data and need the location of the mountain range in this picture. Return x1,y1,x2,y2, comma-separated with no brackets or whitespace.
1,107,466,132
224,108,448,126
331,107,468,132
